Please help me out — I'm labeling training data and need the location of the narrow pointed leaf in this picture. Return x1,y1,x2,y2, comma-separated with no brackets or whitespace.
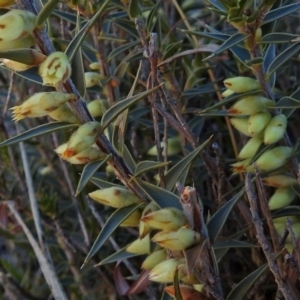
226,263,269,300
210,33,250,57
259,33,298,44
52,9,77,24
0,123,78,147
271,206,300,218
90,176,122,189
264,44,276,87
230,45,251,65
207,0,227,12
263,2,300,25
134,161,171,178
274,97,300,108
146,0,162,31
95,247,139,266
214,228,249,262
165,137,212,191
9,67,43,84
122,145,137,172
101,85,162,130
214,239,257,249
76,155,111,196
0,49,45,65
178,29,229,42
36,0,60,27
267,42,300,76
207,189,244,242
132,178,182,209
107,40,139,62
70,11,86,97
83,203,144,265
65,0,111,62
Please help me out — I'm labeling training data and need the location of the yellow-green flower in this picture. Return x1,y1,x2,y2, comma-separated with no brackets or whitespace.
0,10,36,41
39,51,71,87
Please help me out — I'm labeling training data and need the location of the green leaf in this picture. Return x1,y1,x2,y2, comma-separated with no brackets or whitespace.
95,247,139,266
122,145,137,173
76,155,111,196
132,178,182,210
9,67,43,85
134,161,171,178
101,85,162,130
263,2,300,25
82,203,144,265
0,259,23,283
207,0,227,13
52,9,77,24
259,33,298,44
164,137,212,191
70,11,86,97
272,206,300,218
107,40,139,62
274,97,300,109
179,29,229,43
226,263,269,300
65,0,111,62
263,44,276,87
214,228,249,262
214,239,257,249
0,122,78,147
207,33,250,58
90,176,122,189
0,49,43,65
207,189,244,242
230,45,251,66
110,18,139,38
36,0,60,27
267,41,300,76
146,0,162,31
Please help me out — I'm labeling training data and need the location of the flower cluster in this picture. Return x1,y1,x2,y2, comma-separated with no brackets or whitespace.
89,186,203,285
223,76,297,250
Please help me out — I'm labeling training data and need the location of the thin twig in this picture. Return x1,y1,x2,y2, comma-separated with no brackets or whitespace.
245,173,293,300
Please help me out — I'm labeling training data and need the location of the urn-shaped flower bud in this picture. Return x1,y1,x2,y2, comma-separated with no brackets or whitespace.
221,88,235,98
248,111,272,136
11,92,76,121
247,146,293,173
141,249,167,270
0,9,37,41
39,51,71,87
49,104,79,123
61,121,100,158
152,227,201,251
84,72,103,88
262,175,298,187
230,118,252,137
89,62,101,70
126,234,150,255
88,186,142,208
149,258,186,283
231,158,252,174
120,209,142,227
268,187,296,210
223,77,260,93
264,114,287,145
66,147,106,164
238,136,263,159
227,96,272,115
87,99,107,117
141,207,187,231
139,201,159,238
147,137,181,156
0,36,34,51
